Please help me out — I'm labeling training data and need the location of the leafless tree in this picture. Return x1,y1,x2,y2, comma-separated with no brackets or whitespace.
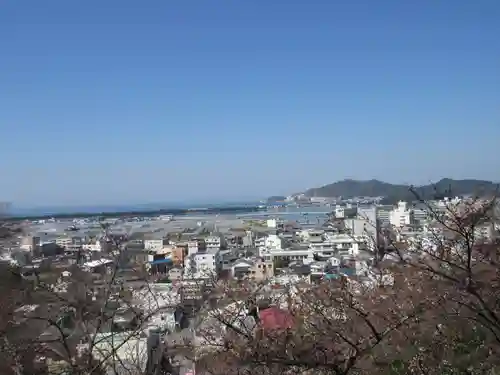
0,219,175,375
181,188,500,375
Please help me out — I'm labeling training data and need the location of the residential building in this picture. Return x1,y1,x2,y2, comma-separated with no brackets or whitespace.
412,204,428,224
231,258,274,281
187,241,199,256
20,235,40,252
183,248,221,279
205,235,225,251
267,219,277,228
147,245,185,266
376,205,392,226
231,259,254,279
82,241,102,252
390,201,414,228
262,248,313,264
334,205,357,219
257,234,283,257
168,247,185,266
144,239,164,251
297,229,324,242
242,231,254,247
474,223,496,242
55,236,72,248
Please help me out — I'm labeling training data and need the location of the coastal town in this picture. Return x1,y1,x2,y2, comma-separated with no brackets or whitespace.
2,190,500,374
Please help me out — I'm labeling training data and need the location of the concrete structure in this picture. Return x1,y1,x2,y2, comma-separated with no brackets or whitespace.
334,205,357,219
267,218,277,228
205,235,226,251
144,239,164,251
20,235,40,252
231,258,274,281
390,201,414,228
242,230,254,247
82,241,102,252
257,234,283,257
55,236,72,248
184,248,221,279
187,241,199,256
262,248,313,263
376,205,392,225
298,229,324,242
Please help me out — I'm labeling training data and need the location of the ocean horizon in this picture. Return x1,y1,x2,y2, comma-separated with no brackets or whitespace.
9,200,262,217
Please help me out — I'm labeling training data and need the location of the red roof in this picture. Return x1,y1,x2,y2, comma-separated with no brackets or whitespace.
258,307,295,330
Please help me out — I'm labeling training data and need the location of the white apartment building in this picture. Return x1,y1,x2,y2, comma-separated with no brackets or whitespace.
474,223,496,242
82,242,102,252
297,229,324,242
323,233,371,257
261,231,373,266
390,201,414,228
55,236,72,248
334,204,357,219
205,235,225,250
376,205,392,226
257,234,283,257
144,239,164,251
183,248,221,279
412,207,428,224
262,248,313,264
187,241,199,256
267,219,277,228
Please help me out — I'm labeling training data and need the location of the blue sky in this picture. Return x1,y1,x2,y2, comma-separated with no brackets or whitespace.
1,0,499,208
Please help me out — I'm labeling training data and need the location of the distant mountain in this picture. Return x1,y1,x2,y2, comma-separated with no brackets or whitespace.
300,178,498,203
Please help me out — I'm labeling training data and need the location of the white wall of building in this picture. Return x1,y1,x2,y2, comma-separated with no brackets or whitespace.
258,234,283,257
390,201,413,228
267,219,277,228
205,236,222,250
184,249,221,279
82,242,102,252
187,241,199,256
144,239,163,251
334,205,357,219
265,234,282,249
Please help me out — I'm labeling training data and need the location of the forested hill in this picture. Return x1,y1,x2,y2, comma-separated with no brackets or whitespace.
301,178,498,202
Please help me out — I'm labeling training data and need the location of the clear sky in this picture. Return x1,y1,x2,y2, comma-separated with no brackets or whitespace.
1,0,499,208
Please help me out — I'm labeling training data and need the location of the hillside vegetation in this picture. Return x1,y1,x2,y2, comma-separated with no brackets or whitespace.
302,178,498,203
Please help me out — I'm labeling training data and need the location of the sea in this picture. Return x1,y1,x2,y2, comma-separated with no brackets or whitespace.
8,201,262,218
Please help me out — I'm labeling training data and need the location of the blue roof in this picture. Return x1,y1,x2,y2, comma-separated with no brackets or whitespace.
339,267,354,276
324,273,339,280
150,258,173,265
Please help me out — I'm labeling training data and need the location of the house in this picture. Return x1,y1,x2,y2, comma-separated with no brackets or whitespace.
231,259,254,279
205,235,226,251
231,258,275,281
144,238,164,251
184,248,222,279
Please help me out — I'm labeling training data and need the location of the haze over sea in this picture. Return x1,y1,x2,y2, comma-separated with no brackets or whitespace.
10,201,262,217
